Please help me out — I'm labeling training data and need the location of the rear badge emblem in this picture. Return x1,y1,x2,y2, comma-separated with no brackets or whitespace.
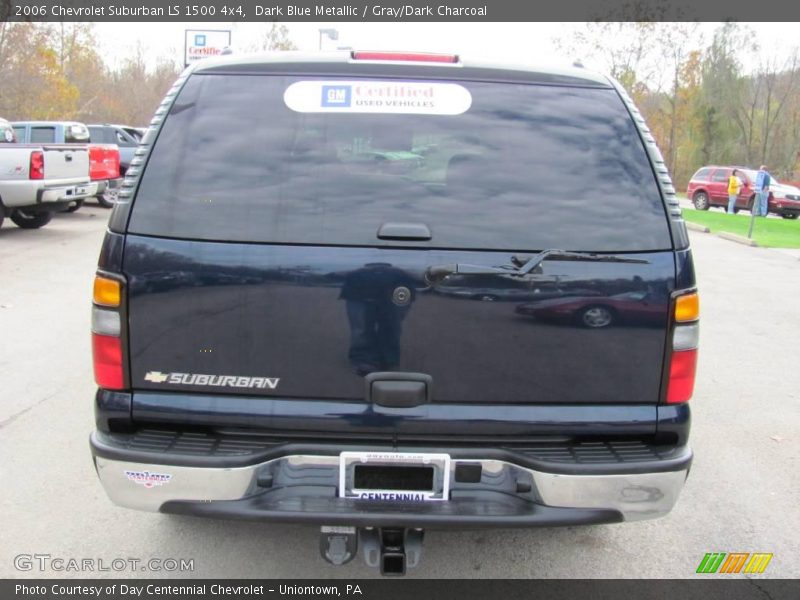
392,286,412,306
144,370,279,389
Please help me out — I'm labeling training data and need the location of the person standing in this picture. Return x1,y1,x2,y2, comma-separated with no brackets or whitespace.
727,169,742,214
754,165,771,217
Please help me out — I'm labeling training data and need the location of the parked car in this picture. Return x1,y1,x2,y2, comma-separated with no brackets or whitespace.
0,139,96,229
769,181,800,219
515,290,666,328
68,143,121,211
686,165,759,213
89,51,698,575
687,165,800,219
87,124,142,174
13,121,121,209
11,120,90,145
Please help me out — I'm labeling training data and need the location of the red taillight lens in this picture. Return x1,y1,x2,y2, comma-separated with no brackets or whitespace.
29,151,44,179
92,333,124,390
666,349,698,404
110,151,120,178
351,51,459,63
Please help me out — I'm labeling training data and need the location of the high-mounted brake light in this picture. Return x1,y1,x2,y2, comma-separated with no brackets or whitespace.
666,291,700,404
29,151,44,180
351,51,459,63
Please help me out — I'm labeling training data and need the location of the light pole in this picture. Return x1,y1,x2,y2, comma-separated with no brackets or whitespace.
318,28,339,50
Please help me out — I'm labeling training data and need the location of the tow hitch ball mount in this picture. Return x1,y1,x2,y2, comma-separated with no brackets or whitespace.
320,526,425,575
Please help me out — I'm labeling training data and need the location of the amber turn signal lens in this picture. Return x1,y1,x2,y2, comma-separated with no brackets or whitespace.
675,293,699,322
93,275,121,307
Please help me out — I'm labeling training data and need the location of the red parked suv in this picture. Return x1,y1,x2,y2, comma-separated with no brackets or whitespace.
687,165,800,218
687,166,759,213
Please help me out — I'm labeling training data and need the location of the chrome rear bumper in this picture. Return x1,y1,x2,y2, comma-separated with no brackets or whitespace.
92,433,691,526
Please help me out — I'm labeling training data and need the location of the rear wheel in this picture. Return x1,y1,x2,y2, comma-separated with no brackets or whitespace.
96,192,115,208
781,212,798,220
65,199,84,213
10,209,53,229
692,191,710,210
579,306,614,328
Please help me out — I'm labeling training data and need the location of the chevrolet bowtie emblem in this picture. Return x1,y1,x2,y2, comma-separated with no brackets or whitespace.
144,371,169,383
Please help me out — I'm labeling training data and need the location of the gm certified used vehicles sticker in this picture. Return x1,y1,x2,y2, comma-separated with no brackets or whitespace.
283,80,472,114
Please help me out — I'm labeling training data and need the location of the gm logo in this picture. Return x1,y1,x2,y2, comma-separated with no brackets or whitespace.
194,34,206,47
321,85,351,108
696,552,773,574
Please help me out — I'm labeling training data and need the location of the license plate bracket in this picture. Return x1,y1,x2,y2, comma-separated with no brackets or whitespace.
339,451,450,502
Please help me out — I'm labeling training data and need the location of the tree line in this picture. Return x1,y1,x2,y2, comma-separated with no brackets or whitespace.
561,22,800,186
0,22,295,128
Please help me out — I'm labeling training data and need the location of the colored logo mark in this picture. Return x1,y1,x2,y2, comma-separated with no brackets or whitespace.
194,34,206,47
321,85,351,108
696,553,773,574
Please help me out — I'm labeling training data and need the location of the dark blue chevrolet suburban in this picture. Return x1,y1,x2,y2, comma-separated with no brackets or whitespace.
89,51,699,575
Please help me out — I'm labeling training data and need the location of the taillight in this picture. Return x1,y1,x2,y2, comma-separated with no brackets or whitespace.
92,334,124,389
29,151,44,179
110,151,120,178
92,273,125,390
666,292,699,404
351,51,459,63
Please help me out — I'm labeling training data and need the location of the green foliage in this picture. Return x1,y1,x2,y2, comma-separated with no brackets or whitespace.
682,209,800,248
0,22,183,126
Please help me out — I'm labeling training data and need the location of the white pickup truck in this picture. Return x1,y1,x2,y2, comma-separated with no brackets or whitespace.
0,119,97,229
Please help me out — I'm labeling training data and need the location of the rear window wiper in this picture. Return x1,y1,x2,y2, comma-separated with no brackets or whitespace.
426,249,650,282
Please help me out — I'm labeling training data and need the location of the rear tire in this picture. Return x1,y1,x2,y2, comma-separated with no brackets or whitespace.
10,209,53,229
692,191,710,210
96,193,114,208
65,199,83,213
781,213,798,220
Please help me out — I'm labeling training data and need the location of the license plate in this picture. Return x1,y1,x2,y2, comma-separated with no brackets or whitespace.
339,452,450,502
75,186,88,195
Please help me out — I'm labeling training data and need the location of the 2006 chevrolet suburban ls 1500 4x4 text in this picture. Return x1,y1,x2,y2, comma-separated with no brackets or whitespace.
89,52,699,575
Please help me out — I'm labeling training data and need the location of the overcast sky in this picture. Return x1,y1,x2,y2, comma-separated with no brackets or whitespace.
94,21,799,75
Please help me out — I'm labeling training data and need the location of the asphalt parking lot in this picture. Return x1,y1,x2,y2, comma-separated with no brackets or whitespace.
1,205,798,579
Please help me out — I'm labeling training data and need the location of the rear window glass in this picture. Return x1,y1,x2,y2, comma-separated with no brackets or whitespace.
30,127,55,143
129,74,671,252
